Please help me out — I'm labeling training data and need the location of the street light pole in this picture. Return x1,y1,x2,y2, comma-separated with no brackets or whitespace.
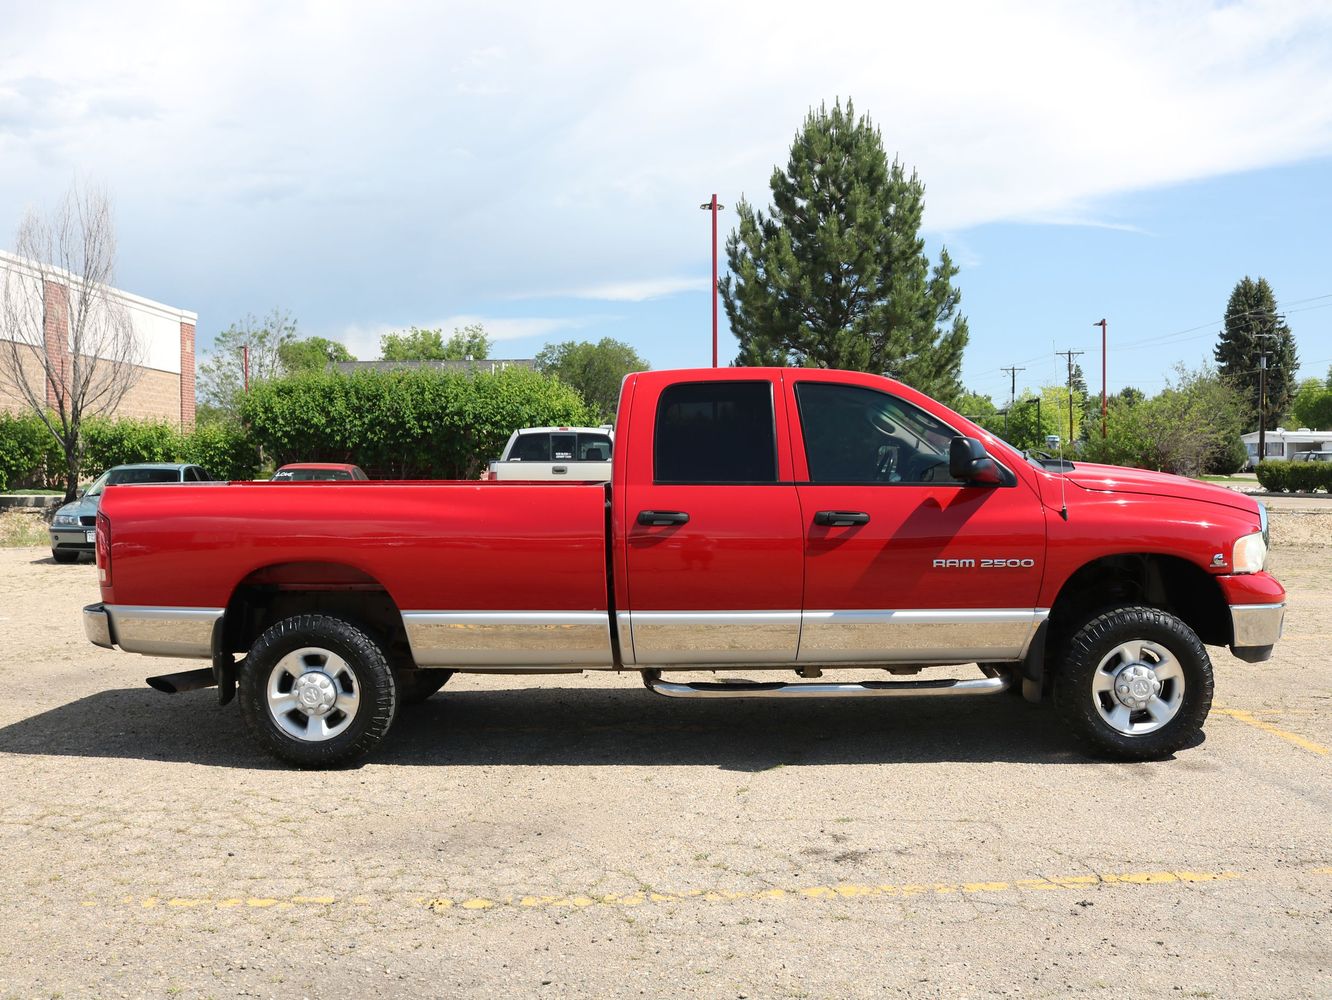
699,194,724,367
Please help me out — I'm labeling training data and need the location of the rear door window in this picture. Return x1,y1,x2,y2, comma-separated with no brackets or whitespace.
654,381,777,484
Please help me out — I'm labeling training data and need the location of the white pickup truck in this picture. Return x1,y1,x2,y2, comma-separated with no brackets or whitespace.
486,426,614,481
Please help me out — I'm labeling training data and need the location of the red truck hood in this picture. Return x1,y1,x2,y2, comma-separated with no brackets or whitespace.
1064,463,1256,514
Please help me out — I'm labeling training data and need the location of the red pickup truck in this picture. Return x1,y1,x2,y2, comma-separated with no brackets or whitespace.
83,367,1285,767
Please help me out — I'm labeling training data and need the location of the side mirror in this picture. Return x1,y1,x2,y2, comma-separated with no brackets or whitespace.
76,488,86,499
949,436,1001,485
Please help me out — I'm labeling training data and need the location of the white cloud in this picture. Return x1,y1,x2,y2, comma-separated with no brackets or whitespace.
520,276,709,302
0,0,1330,342
334,315,593,361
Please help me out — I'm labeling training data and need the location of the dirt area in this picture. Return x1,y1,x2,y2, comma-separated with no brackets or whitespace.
0,522,1328,999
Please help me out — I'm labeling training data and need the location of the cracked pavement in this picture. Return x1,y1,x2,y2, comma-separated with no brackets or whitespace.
0,518,1328,999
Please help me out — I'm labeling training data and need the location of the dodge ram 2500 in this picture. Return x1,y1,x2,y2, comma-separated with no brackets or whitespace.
83,367,1285,767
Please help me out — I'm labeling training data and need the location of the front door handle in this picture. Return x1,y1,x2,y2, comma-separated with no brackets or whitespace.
814,510,870,527
637,510,690,526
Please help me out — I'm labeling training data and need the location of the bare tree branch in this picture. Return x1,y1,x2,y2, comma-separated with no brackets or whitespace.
0,182,144,500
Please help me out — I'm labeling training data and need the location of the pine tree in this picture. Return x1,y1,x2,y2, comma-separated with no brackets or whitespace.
1214,277,1298,430
720,99,968,403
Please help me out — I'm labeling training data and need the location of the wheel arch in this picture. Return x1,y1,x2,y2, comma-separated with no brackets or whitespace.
1047,553,1231,651
221,561,413,668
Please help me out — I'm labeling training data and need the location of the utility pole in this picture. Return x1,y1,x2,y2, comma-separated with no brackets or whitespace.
1094,319,1107,438
1056,349,1085,444
1000,366,1025,435
1255,329,1279,464
699,194,724,367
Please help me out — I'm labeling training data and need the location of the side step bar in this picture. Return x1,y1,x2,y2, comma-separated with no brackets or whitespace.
642,669,1010,700
146,667,217,694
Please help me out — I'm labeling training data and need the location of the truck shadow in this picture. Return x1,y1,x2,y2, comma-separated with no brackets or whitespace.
0,685,1192,769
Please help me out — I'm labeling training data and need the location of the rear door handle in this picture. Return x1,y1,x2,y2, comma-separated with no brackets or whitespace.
637,510,690,526
814,510,870,527
552,466,568,475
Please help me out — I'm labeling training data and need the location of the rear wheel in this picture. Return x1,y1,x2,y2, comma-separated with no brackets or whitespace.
238,614,397,768
1054,606,1213,760
51,549,79,564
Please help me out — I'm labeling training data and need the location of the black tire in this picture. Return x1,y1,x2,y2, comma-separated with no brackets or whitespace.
1054,605,1213,760
238,614,397,768
51,549,79,564
397,668,453,705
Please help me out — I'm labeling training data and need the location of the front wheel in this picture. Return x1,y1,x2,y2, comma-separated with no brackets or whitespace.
1054,606,1213,760
238,614,397,768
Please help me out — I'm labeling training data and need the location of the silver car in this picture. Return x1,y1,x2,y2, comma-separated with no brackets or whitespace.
48,463,212,563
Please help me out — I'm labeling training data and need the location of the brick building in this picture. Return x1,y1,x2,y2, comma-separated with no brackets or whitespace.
0,250,197,428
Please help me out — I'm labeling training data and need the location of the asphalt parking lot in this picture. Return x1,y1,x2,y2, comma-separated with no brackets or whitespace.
0,510,1327,999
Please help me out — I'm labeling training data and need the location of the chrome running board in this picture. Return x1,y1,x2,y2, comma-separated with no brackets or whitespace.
641,669,1010,699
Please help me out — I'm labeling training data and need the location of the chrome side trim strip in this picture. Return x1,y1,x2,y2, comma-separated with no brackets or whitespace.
644,672,1011,699
626,611,801,665
104,605,222,659
798,609,1048,664
616,612,636,666
1230,602,1285,648
402,611,614,668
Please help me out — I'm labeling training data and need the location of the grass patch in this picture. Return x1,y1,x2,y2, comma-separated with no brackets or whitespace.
0,511,50,547
1,488,62,495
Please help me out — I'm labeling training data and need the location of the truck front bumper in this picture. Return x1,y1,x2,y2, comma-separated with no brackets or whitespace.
1229,603,1285,661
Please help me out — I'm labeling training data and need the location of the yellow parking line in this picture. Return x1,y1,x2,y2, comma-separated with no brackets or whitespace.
1214,708,1329,756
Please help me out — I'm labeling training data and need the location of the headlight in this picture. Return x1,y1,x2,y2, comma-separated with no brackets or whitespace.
1232,531,1268,574
53,514,78,526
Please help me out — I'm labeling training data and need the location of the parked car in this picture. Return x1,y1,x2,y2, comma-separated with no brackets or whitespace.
49,463,212,563
272,463,369,481
83,367,1284,768
1293,450,1332,462
487,426,613,480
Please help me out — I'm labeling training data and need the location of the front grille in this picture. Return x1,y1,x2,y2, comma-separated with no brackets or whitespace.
80,515,96,527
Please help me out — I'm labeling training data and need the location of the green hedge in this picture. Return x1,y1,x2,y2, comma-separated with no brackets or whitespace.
2,367,583,488
1256,461,1332,492
240,366,593,479
0,411,261,488
0,412,55,491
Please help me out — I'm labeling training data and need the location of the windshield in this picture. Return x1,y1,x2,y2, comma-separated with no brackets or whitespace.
86,468,181,496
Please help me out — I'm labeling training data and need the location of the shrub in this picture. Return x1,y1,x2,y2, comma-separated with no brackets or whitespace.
1255,462,1287,492
0,411,52,491
181,421,262,481
240,366,594,479
82,418,182,472
1256,460,1332,492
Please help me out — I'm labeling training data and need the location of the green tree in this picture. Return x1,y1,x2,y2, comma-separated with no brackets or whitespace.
1214,277,1298,430
534,338,650,419
197,308,299,416
380,323,492,361
721,98,968,403
279,336,355,372
1290,377,1332,429
1000,391,1062,452
1081,365,1247,476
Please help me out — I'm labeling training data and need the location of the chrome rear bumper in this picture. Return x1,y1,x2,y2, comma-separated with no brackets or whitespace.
82,603,221,659
83,603,114,649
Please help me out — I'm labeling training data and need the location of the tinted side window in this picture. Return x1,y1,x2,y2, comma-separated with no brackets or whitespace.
654,381,776,484
510,434,550,462
576,433,612,461
796,382,963,485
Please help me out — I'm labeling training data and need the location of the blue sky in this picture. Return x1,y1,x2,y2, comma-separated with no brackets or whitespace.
2,0,1330,402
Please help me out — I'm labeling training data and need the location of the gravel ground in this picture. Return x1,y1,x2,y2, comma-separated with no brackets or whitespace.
0,520,1327,999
